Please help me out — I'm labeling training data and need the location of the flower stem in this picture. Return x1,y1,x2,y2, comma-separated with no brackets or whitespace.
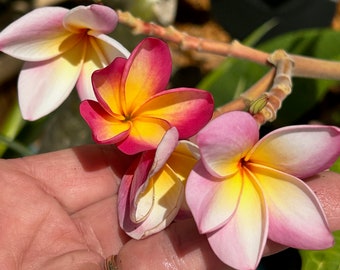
0,99,26,156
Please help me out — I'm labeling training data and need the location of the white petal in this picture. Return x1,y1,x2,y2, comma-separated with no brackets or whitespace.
76,33,129,101
18,43,84,120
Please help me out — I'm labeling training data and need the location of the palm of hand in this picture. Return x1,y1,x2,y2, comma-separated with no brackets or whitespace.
0,145,131,270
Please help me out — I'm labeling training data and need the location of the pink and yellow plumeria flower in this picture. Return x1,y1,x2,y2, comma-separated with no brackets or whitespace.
80,37,214,155
118,127,199,239
0,4,129,120
186,111,340,270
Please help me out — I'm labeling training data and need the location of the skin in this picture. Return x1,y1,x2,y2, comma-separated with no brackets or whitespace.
0,144,339,270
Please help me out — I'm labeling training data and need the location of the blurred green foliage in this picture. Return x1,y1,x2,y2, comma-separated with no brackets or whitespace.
300,231,340,270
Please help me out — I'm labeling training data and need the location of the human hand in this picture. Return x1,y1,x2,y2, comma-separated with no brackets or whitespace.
0,145,339,270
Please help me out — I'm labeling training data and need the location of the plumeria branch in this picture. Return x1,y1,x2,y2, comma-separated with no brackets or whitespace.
117,10,340,80
213,69,276,119
117,10,269,64
252,50,294,125
213,52,293,125
117,10,340,125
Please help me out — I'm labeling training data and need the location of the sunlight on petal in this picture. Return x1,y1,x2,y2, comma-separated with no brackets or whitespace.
127,165,184,239
91,56,127,115
134,164,183,221
207,176,267,270
78,33,129,102
132,178,154,223
117,116,171,155
127,151,155,225
80,100,130,143
166,140,199,182
197,111,258,178
136,88,214,138
249,163,334,249
0,7,76,61
88,31,130,62
148,127,179,178
123,38,172,111
63,4,118,33
248,125,340,179
186,162,243,233
18,43,84,120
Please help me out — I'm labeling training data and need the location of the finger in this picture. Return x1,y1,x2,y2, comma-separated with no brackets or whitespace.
115,219,228,270
306,170,340,232
7,145,134,213
71,196,130,257
42,251,103,270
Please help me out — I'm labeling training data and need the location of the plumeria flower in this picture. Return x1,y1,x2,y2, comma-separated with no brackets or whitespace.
0,4,129,120
80,37,214,155
118,127,199,239
186,111,340,270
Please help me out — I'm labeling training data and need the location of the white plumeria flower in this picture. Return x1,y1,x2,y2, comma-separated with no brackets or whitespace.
0,4,129,120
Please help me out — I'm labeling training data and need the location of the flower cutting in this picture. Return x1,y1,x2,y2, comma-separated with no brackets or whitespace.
186,111,340,270
0,4,129,120
118,127,199,239
80,37,214,155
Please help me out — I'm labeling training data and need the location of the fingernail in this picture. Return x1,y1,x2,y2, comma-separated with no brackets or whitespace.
105,255,118,270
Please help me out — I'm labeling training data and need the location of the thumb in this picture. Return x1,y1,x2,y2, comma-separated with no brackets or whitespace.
113,219,228,270
43,251,103,270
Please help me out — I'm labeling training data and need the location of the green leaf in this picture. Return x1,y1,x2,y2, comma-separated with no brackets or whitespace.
299,230,340,270
197,21,274,107
242,19,278,47
330,156,340,173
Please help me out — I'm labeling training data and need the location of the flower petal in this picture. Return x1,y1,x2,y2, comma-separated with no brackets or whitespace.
186,161,243,233
129,151,155,222
206,175,267,270
79,100,130,144
128,129,179,221
121,162,184,240
122,38,172,112
117,151,154,226
148,127,179,178
118,156,140,235
249,163,334,249
166,140,200,182
91,56,127,115
248,125,340,178
63,4,118,34
77,35,129,102
88,31,130,60
197,111,259,178
0,7,77,61
18,43,84,120
136,88,214,138
117,116,171,155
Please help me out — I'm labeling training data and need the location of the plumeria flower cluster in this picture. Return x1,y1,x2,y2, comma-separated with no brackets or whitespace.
1,4,340,270
80,36,214,238
78,37,340,269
